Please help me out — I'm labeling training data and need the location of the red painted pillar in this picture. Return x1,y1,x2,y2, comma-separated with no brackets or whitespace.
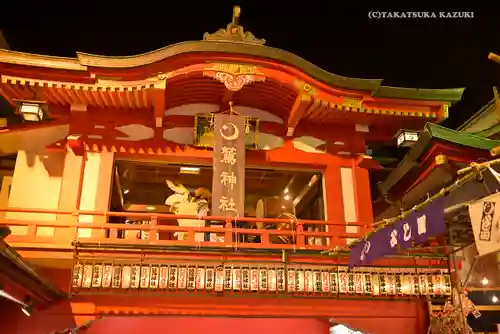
415,297,430,334
352,165,373,230
323,164,344,246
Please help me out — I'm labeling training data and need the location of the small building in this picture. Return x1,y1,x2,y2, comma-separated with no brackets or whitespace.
376,96,500,333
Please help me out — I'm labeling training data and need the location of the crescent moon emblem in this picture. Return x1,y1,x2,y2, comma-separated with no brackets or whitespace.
220,122,239,141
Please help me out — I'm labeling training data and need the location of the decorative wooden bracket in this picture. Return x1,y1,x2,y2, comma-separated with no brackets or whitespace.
286,94,313,136
203,63,265,92
152,89,166,128
286,81,318,136
355,154,383,170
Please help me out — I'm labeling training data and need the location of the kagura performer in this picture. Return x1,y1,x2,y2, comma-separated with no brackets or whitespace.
165,180,222,242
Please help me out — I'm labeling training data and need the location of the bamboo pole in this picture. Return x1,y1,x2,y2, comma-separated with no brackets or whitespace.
489,52,500,64
373,157,500,229
494,86,500,118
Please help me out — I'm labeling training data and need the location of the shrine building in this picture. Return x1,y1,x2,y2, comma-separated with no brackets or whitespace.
375,96,500,333
0,7,465,334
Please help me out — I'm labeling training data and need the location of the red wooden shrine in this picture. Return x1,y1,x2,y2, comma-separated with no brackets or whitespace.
0,7,464,334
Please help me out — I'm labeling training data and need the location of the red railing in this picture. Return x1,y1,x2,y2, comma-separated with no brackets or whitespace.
0,207,368,251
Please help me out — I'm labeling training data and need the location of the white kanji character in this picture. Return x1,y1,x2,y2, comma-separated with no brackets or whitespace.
220,172,237,190
360,241,371,261
403,222,412,241
220,146,237,165
417,214,427,235
390,230,398,248
219,196,238,214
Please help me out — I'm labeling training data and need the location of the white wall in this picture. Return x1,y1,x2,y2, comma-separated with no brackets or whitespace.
78,151,114,238
6,151,65,235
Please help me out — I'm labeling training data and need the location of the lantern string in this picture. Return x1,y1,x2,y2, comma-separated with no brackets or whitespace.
321,155,500,256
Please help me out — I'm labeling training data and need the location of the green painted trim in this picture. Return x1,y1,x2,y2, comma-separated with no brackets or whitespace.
458,98,496,131
476,123,500,138
374,86,464,103
427,123,500,150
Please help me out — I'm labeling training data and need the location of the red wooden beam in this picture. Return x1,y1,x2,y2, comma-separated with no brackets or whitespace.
285,94,312,136
61,294,428,319
151,89,166,128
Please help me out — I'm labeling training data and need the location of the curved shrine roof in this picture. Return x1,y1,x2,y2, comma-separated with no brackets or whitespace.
0,7,464,103
0,6,465,143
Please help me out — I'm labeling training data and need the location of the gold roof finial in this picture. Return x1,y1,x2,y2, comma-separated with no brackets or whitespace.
232,6,241,25
203,6,265,45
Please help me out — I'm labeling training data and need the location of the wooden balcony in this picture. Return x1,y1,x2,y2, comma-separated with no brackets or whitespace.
0,207,368,253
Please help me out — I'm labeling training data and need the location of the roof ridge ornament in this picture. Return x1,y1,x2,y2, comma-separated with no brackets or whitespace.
203,6,266,46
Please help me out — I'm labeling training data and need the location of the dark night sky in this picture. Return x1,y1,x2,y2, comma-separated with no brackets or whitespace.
1,2,500,129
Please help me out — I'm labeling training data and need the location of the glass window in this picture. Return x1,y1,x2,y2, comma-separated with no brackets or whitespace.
110,160,326,243
112,160,325,220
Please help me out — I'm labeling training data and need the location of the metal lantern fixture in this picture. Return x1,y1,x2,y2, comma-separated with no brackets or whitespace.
395,129,420,148
14,100,48,122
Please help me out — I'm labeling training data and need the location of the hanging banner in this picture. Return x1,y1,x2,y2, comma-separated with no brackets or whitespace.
71,262,451,298
349,197,446,269
469,192,500,256
212,113,246,217
349,226,394,270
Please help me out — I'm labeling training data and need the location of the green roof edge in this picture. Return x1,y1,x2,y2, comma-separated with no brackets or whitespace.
77,40,465,103
427,123,500,150
373,87,465,103
457,99,496,131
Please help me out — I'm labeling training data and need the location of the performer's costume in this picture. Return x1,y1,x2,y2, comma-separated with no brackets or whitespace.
165,180,222,242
